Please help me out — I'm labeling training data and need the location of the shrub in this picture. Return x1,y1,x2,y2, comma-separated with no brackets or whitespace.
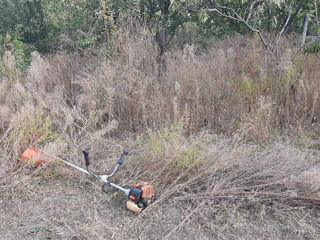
133,122,205,189
304,39,320,55
7,108,58,160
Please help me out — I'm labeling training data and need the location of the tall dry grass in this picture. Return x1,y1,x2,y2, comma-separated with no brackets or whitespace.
1,31,320,143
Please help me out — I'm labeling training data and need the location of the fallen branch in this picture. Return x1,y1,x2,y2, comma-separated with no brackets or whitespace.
306,36,320,40
175,190,320,206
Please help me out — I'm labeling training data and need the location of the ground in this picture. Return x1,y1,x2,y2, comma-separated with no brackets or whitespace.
1,137,320,240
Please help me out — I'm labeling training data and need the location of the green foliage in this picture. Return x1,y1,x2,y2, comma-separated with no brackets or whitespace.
0,0,319,64
304,39,320,54
0,33,35,71
241,77,257,97
9,110,58,150
11,39,35,69
174,0,320,40
43,0,106,50
138,0,189,39
0,0,48,51
0,0,109,53
173,145,200,169
140,122,203,169
143,123,185,159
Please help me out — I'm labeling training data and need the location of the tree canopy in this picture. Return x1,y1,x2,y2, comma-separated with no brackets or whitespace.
0,0,319,67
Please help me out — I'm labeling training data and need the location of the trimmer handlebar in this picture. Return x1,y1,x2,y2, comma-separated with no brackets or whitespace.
81,149,129,180
82,150,90,166
118,150,128,165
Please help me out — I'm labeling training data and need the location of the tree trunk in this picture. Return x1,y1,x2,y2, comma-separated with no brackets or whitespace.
284,2,302,33
315,0,319,25
301,15,309,47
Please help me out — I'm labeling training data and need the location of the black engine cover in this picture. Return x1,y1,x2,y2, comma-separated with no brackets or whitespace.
129,187,142,203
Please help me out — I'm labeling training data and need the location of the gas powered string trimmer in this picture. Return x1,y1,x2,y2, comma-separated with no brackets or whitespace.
22,147,155,213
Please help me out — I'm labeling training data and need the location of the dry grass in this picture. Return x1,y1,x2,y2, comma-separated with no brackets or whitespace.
2,32,320,139
1,134,320,239
1,30,320,239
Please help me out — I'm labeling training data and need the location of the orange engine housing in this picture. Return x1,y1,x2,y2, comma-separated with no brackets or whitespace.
22,147,45,166
134,181,154,199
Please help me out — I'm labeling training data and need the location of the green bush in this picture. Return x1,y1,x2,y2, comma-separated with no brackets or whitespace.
139,122,203,170
9,109,58,153
304,39,320,55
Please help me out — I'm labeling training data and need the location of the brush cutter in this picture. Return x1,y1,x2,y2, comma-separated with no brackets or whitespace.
22,147,155,213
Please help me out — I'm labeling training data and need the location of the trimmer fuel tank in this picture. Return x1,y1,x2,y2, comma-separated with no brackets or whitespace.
126,200,142,213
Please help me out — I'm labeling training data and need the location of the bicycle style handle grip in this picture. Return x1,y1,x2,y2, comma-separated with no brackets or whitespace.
82,150,90,166
118,150,129,165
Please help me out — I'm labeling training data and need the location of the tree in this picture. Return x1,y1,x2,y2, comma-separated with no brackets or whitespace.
176,0,320,62
139,0,190,56
0,0,48,51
